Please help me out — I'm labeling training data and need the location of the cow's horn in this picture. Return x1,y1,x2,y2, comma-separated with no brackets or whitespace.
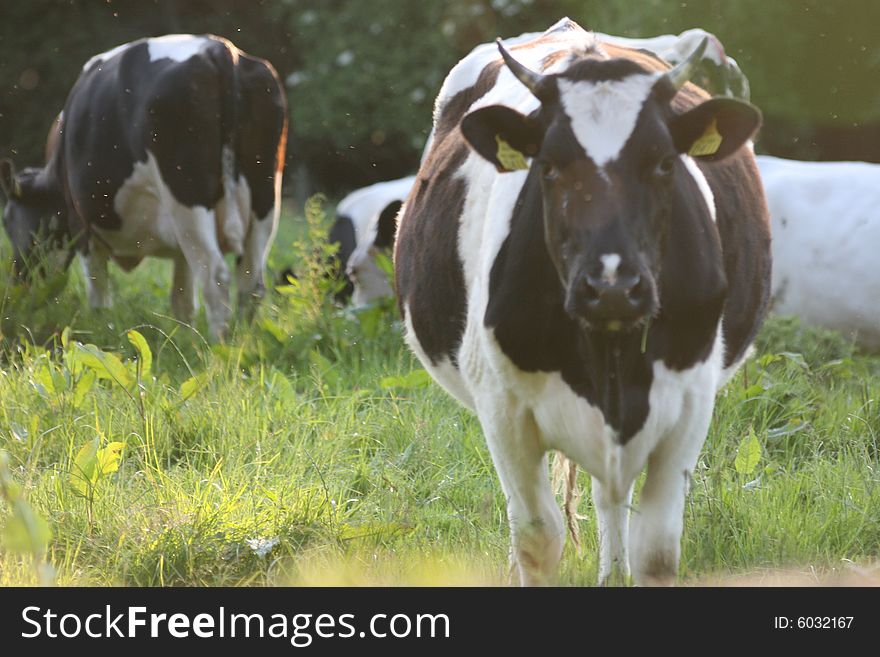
665,36,708,90
497,39,545,97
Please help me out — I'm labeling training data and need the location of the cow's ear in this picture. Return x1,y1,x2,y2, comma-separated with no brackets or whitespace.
669,98,761,161
460,105,543,173
0,159,20,200
375,200,402,250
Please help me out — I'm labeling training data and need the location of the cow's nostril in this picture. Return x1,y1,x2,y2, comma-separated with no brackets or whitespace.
626,275,644,300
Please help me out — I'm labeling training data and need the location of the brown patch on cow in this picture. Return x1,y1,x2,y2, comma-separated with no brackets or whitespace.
637,550,678,586
395,133,469,365
395,55,515,366
434,61,502,142
111,255,143,272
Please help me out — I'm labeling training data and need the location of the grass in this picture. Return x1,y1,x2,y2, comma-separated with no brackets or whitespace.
1,198,879,586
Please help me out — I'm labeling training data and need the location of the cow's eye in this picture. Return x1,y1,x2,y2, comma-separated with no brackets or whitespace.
655,156,676,178
541,162,559,181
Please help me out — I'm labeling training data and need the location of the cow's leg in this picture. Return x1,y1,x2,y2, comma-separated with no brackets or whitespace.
629,392,714,586
593,477,634,586
482,408,564,586
236,210,277,321
80,246,111,308
170,205,231,341
170,254,199,323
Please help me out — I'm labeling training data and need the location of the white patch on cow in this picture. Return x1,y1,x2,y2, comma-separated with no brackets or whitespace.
147,34,210,64
628,327,725,583
402,303,473,409
680,155,716,222
464,316,726,584
593,474,633,584
434,18,596,124
340,175,414,305
758,155,880,350
349,256,393,307
170,254,198,322
100,153,178,258
220,145,246,256
102,151,231,339
83,42,131,71
80,245,111,308
558,73,660,168
237,207,275,312
600,253,621,284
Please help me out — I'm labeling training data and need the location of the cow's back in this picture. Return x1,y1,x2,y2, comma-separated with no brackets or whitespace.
59,36,237,231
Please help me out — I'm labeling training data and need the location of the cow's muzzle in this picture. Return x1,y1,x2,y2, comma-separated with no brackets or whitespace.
565,270,656,331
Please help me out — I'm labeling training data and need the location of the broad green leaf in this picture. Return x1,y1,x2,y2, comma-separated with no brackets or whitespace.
70,437,100,498
126,329,152,378
180,373,209,400
73,370,96,409
96,442,124,478
734,429,762,476
68,343,132,387
742,383,768,398
379,369,432,390
35,364,56,395
61,326,72,350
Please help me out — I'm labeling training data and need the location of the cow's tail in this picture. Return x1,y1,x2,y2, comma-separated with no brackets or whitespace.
219,40,246,256
550,452,583,554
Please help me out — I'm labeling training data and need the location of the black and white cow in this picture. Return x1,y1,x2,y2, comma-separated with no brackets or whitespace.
328,174,414,304
0,34,288,340
395,19,771,585
332,27,751,306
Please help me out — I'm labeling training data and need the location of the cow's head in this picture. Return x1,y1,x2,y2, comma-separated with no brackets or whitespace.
0,159,68,277
461,39,760,332
327,198,400,305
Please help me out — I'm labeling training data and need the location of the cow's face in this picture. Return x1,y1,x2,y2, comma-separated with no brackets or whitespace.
0,160,68,277
461,40,760,332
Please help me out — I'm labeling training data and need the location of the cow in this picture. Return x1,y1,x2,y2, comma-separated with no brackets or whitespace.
757,155,880,350
0,34,288,340
329,27,750,307
394,18,771,585
327,174,414,304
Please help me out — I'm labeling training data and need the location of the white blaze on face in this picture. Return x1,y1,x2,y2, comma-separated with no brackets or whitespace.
148,35,209,63
680,154,717,222
600,253,621,284
557,73,660,168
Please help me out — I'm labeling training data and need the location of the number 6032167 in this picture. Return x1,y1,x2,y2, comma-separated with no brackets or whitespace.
774,617,853,629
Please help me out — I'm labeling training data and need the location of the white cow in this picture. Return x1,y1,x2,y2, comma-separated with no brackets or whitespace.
758,155,880,349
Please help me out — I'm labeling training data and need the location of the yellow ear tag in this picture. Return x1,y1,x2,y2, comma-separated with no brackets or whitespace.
688,118,722,157
13,179,22,198
495,135,529,171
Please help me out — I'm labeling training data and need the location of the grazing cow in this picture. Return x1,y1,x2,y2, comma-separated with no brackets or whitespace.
328,174,414,304
757,155,880,350
395,19,771,585
0,34,288,340
331,27,750,307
